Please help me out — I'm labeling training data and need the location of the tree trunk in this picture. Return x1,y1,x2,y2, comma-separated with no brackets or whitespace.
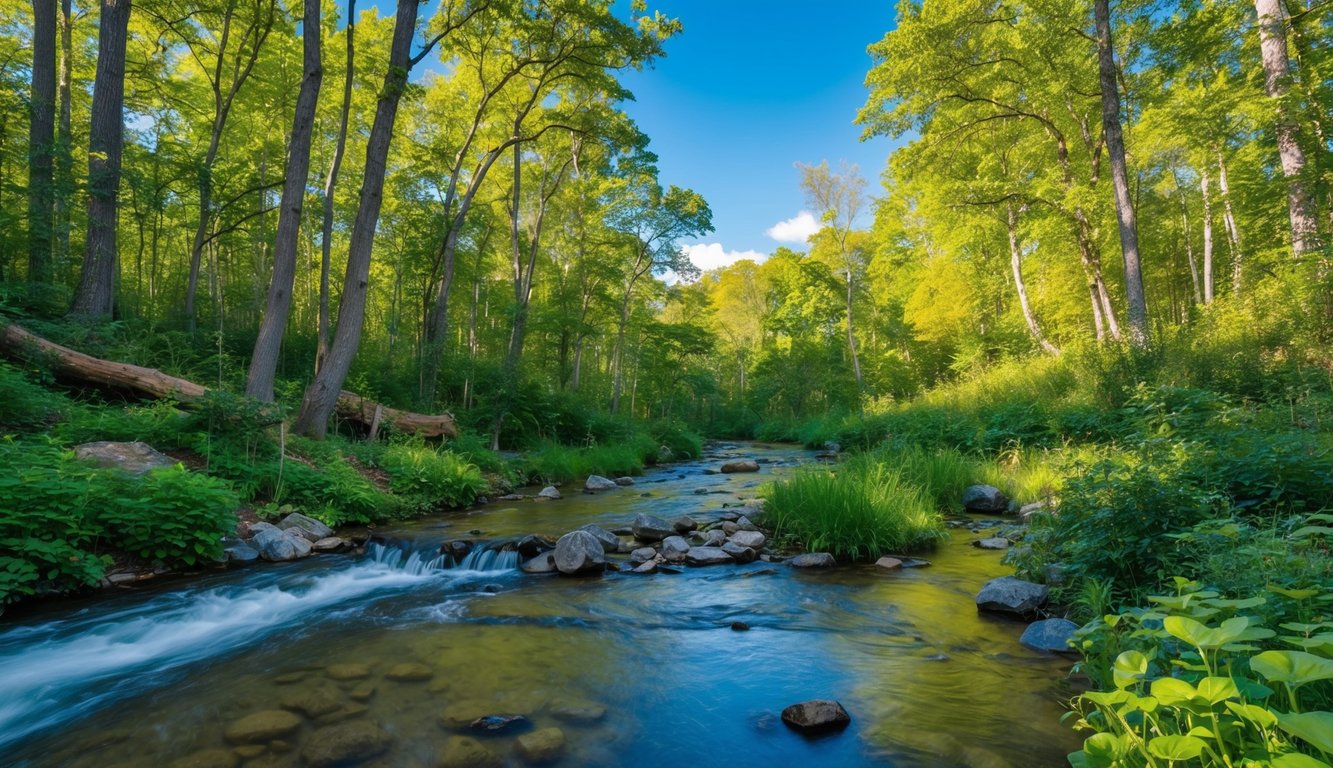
1201,168,1215,304
1095,0,1149,345
316,0,356,376
69,0,130,319
28,0,57,284
293,0,419,439
54,0,72,278
1007,203,1060,355
1254,0,1321,259
1214,146,1245,294
246,0,324,402
1172,169,1203,305
844,269,863,388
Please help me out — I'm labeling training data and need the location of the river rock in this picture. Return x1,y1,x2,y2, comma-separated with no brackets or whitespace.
74,441,175,475
729,530,766,550
1019,501,1047,519
574,524,620,553
736,515,759,531
975,576,1048,617
684,546,732,566
537,486,561,500
702,529,727,547
521,552,558,574
277,512,335,542
515,727,565,764
1019,618,1079,653
780,700,851,734
584,475,618,492
720,459,760,473
632,513,674,542
281,685,344,718
326,663,371,681
250,527,310,562
628,547,657,565
547,700,607,723
442,540,474,561
515,534,555,558
312,537,346,552
469,715,530,733
386,662,433,681
438,736,502,768
632,560,658,574
789,552,836,568
660,535,691,562
974,537,1009,550
300,721,392,768
224,710,302,744
224,540,259,564
721,542,756,563
166,749,238,768
614,476,635,486
553,530,605,575
962,484,1009,513
671,515,699,533
875,557,903,570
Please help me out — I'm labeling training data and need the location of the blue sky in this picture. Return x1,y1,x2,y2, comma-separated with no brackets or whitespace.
618,2,901,271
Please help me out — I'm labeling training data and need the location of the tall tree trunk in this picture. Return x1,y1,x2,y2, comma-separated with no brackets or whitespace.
28,0,57,283
246,0,323,401
1006,202,1060,355
1095,0,1149,345
68,0,130,318
1214,146,1245,294
1201,168,1215,304
54,0,72,279
844,269,863,388
1254,0,1321,259
1172,170,1203,305
610,293,632,415
293,0,419,438
316,0,355,376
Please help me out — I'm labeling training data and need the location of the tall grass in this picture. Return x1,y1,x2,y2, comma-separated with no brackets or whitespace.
762,461,947,560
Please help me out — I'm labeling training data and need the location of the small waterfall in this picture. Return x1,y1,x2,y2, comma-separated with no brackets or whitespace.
456,546,521,571
365,539,521,574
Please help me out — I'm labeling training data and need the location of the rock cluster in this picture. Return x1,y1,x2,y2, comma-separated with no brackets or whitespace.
228,512,350,564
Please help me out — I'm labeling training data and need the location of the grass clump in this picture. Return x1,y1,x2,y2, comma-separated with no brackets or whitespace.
378,443,487,512
762,456,948,560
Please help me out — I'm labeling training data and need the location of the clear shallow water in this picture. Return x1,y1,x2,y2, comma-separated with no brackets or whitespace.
0,443,1082,767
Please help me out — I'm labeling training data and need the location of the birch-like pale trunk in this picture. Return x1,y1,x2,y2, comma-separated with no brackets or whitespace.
1095,0,1149,345
1172,170,1202,305
316,0,356,376
1214,148,1244,294
1006,202,1060,355
1254,0,1321,259
1201,169,1215,304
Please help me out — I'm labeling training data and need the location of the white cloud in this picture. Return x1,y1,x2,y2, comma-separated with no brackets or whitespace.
682,243,767,273
765,210,820,244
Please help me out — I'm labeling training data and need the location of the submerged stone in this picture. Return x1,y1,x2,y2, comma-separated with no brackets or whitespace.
975,576,1048,618
438,736,502,768
165,749,238,768
788,552,836,568
720,459,760,473
223,710,302,744
1019,618,1079,653
299,721,392,768
468,714,531,734
515,727,566,764
780,700,851,734
385,662,433,682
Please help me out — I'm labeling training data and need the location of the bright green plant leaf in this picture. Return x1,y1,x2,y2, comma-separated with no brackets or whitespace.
1113,651,1149,690
1165,615,1256,649
1251,651,1333,687
1275,711,1333,753
1147,734,1207,761
1268,586,1321,600
1150,677,1200,708
1225,701,1278,729
1269,751,1333,768
1196,676,1240,704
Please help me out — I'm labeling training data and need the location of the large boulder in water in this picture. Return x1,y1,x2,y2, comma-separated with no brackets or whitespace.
1019,618,1079,653
300,721,392,768
277,511,334,542
720,459,760,474
574,524,620,553
536,486,561,500
962,484,1009,513
73,441,175,475
781,700,851,734
632,513,674,542
975,576,1048,617
553,530,605,575
249,526,311,562
583,475,618,492
224,710,302,744
521,553,558,574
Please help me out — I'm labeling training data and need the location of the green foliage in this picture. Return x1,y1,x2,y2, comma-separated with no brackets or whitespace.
0,361,68,431
378,444,487,512
649,418,703,461
520,437,657,485
1067,580,1333,767
90,467,238,566
761,457,948,560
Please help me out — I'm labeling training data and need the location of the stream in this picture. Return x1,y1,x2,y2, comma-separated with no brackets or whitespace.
0,443,1082,767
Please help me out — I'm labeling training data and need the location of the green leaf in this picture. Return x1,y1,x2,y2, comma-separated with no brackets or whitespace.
1113,651,1149,690
1196,676,1240,704
1083,732,1128,761
1150,677,1200,708
1225,701,1278,729
1251,651,1333,687
1268,585,1321,600
1146,735,1207,761
1275,711,1333,754
1164,615,1258,649
1269,752,1333,768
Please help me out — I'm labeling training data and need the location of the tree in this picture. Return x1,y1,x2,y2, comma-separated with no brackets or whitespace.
316,0,356,376
27,0,56,283
245,0,323,402
1095,0,1149,345
68,0,131,318
799,159,868,388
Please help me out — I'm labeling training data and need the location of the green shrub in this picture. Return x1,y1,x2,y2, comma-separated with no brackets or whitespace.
650,419,704,461
56,400,195,450
1067,580,1332,768
761,459,947,560
92,466,238,566
379,444,486,511
0,362,68,431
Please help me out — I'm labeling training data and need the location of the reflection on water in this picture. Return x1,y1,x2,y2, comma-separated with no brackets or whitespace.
0,444,1082,767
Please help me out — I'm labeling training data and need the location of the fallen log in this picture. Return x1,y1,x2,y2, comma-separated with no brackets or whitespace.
0,322,457,439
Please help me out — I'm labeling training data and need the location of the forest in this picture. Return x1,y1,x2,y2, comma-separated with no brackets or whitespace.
0,0,1331,766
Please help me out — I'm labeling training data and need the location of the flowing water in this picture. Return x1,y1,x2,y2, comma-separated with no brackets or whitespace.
0,443,1083,767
